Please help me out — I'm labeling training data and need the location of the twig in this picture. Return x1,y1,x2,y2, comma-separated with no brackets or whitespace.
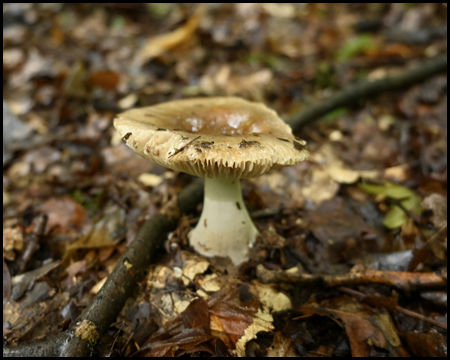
256,264,447,293
339,287,447,330
285,54,448,130
395,306,447,330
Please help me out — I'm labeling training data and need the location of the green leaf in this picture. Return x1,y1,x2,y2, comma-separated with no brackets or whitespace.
336,34,378,62
359,181,423,229
321,107,349,122
383,205,408,229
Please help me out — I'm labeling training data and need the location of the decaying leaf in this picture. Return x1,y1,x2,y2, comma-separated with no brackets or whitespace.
207,284,261,348
40,196,87,234
62,207,126,266
422,193,447,229
140,298,212,357
3,226,24,261
301,166,340,206
135,282,277,357
252,282,292,312
234,306,274,357
265,331,297,357
11,260,61,301
299,296,408,357
402,328,447,357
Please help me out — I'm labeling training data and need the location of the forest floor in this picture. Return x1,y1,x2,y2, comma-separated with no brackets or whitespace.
3,3,447,357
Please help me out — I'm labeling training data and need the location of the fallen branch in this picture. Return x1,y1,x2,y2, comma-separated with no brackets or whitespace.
285,54,448,130
3,179,204,357
256,264,447,293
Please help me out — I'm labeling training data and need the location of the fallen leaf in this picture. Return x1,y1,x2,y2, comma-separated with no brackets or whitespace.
301,166,339,206
3,227,24,261
359,181,423,229
87,70,120,90
299,296,408,357
207,284,260,348
422,193,447,229
11,260,61,301
134,6,205,66
402,329,447,357
234,306,274,357
137,297,211,357
62,207,125,265
40,197,87,234
252,282,292,312
138,173,164,187
266,331,297,357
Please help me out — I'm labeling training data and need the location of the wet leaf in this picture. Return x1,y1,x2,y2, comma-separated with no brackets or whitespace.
137,297,211,357
299,297,408,357
266,331,297,357
402,329,447,357
207,284,260,349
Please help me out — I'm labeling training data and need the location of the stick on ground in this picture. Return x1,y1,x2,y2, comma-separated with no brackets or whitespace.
256,264,447,293
285,54,447,130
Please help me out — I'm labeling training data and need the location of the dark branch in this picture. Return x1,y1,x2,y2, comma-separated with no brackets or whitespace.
256,264,447,293
3,180,204,357
285,54,448,130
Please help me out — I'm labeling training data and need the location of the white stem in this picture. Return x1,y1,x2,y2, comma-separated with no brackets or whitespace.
188,177,259,265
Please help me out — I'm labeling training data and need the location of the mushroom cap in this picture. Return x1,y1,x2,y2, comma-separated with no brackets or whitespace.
114,97,309,178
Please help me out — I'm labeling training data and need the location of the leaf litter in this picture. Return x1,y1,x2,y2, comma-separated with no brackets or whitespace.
3,3,447,357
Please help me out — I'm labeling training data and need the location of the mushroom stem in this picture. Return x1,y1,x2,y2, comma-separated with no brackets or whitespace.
189,176,259,265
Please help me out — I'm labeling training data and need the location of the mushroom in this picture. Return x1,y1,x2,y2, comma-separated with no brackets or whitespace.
114,97,309,265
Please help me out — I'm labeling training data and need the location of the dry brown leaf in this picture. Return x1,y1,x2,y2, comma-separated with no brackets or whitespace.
402,329,447,357
40,197,87,234
87,70,120,90
299,296,408,357
234,306,274,357
266,331,297,357
138,297,211,357
252,282,292,312
301,166,339,205
3,227,24,261
422,193,447,229
62,207,125,266
134,6,205,66
208,284,260,348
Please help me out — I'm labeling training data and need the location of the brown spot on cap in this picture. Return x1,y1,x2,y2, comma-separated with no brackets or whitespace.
293,140,306,151
122,132,132,141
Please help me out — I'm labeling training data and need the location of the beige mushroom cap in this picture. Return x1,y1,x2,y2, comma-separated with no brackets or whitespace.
114,97,309,178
